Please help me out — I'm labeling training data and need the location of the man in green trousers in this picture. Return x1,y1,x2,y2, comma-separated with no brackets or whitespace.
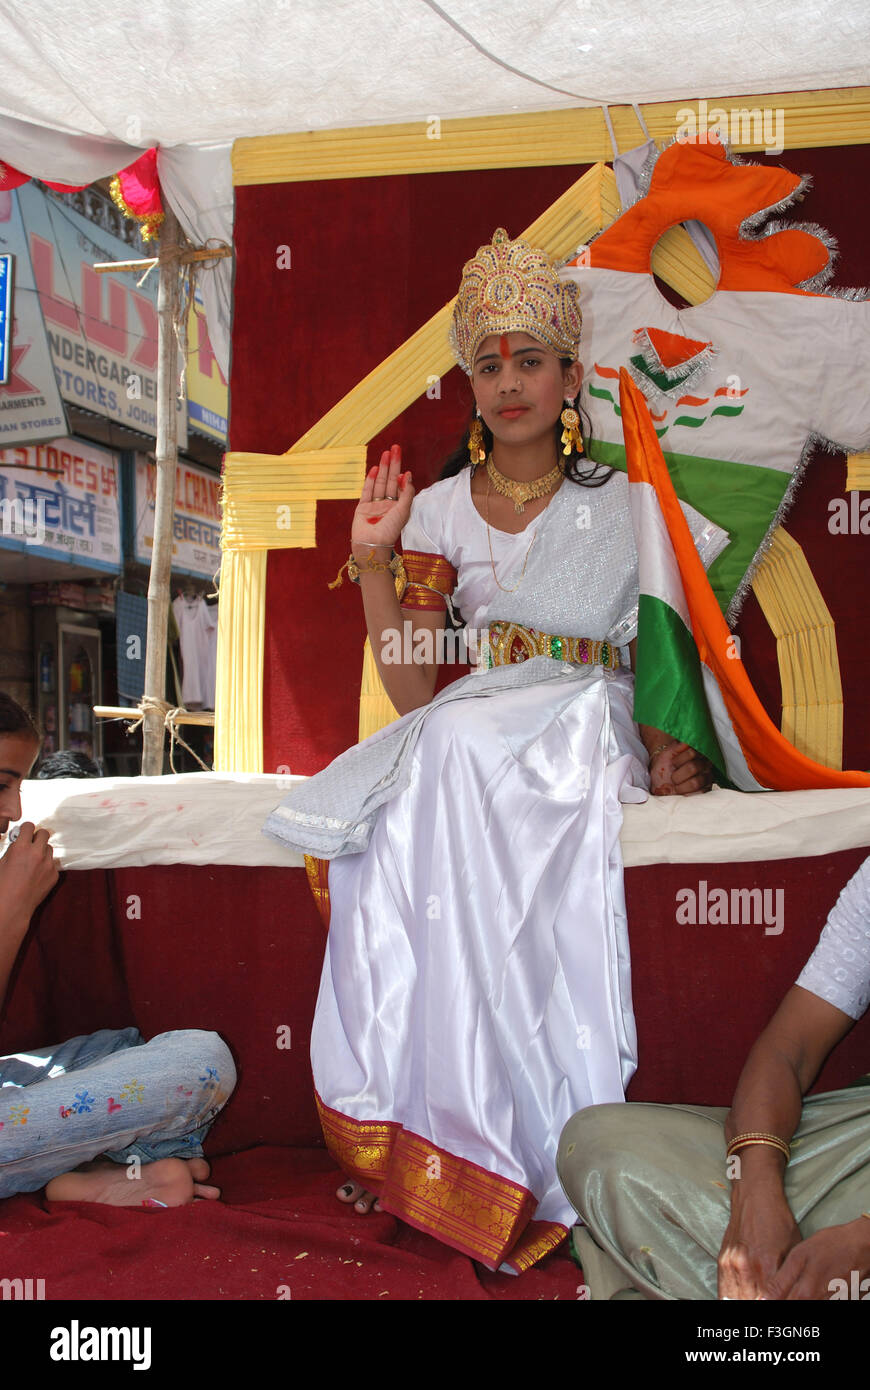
557,859,870,1300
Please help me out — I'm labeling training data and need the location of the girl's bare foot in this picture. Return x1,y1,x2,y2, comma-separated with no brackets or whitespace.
336,1179,382,1214
45,1156,220,1207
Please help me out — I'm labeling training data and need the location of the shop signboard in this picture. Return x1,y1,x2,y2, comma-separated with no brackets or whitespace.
133,453,221,579
187,287,227,443
0,190,69,442
16,183,187,446
0,437,121,571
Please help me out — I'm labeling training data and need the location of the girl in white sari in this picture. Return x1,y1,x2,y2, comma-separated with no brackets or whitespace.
265,229,722,1272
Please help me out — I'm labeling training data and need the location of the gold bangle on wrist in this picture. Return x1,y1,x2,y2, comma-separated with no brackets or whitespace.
349,552,395,578
329,550,407,596
648,742,676,759
726,1132,791,1162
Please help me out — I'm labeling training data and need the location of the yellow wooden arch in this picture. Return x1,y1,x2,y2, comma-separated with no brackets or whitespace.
751,528,844,769
217,90,867,771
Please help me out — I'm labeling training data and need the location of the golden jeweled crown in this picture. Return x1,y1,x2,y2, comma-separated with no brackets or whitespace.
449,228,582,375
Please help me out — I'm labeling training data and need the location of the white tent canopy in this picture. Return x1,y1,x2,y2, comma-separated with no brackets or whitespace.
1,0,867,142
1,0,868,371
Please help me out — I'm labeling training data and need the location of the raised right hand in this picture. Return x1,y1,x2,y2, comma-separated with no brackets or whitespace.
351,444,414,553
0,822,58,924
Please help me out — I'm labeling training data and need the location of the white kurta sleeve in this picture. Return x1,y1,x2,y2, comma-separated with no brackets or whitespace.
400,484,458,614
796,857,870,1021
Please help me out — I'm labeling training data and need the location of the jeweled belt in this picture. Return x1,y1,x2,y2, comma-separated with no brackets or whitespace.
486,620,620,669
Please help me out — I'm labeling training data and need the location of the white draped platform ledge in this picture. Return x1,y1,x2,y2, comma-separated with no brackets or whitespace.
11,774,870,872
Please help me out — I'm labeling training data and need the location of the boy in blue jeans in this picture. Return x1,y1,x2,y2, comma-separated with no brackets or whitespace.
0,693,235,1208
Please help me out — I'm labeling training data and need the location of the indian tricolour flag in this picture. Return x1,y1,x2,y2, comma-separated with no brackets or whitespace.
621,368,870,792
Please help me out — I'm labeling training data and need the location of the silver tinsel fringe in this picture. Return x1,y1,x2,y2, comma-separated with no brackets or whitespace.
822,284,870,301
725,432,816,625
632,328,718,391
738,171,813,237
726,426,857,626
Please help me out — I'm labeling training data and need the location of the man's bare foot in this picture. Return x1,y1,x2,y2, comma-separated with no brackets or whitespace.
45,1156,220,1207
336,1180,382,1214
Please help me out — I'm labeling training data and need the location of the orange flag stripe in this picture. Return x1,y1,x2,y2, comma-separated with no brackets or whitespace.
619,368,870,791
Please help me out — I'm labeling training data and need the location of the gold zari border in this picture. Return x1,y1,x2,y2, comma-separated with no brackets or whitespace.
401,585,449,612
505,1219,570,1273
402,549,458,594
314,1092,564,1270
315,1093,396,1185
304,855,331,928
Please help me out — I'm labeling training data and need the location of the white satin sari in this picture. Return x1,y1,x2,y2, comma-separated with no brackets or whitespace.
265,469,726,1270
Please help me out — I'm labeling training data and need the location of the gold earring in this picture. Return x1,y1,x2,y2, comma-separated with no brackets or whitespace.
560,400,583,457
468,411,486,466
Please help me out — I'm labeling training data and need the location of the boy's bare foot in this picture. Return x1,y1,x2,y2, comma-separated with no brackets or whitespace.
336,1179,382,1214
45,1156,220,1207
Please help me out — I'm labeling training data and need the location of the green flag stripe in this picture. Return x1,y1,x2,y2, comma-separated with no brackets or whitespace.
634,593,728,781
628,353,696,394
586,438,788,614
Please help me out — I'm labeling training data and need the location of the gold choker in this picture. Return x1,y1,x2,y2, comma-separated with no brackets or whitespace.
485,456,563,514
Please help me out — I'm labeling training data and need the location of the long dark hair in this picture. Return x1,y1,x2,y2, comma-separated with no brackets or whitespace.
440,370,613,488
0,692,39,741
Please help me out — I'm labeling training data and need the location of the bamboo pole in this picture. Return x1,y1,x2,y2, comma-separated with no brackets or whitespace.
141,204,182,775
93,246,232,274
94,706,215,727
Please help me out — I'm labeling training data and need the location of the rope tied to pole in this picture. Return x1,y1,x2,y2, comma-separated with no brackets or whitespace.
164,708,211,774
120,696,211,773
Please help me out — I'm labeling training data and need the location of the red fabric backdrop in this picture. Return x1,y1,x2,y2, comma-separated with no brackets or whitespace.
1,851,866,1299
229,147,870,776
4,853,867,1151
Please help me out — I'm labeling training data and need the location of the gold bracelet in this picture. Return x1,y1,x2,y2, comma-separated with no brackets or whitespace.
648,742,677,759
349,551,395,578
329,551,406,595
726,1132,791,1162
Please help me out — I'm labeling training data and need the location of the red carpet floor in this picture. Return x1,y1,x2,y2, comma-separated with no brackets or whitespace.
0,1146,581,1301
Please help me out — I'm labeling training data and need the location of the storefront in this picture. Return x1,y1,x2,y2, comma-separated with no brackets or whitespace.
0,180,227,774
0,436,121,765
128,452,222,767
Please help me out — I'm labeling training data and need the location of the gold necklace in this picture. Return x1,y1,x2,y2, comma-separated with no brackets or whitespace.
484,471,538,593
485,453,563,514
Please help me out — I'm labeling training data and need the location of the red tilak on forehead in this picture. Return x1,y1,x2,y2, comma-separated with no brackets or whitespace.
499,334,511,359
